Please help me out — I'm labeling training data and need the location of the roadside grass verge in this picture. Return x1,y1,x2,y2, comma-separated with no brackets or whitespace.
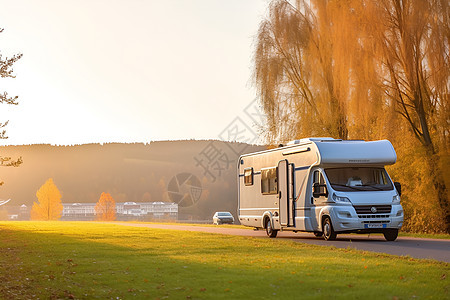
129,221,450,239
127,221,248,229
0,222,448,299
398,232,450,240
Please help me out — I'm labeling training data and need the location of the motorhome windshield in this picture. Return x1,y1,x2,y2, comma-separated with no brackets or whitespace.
324,167,393,192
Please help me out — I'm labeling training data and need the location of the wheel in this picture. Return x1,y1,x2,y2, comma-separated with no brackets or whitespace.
383,229,398,241
313,232,322,237
322,217,337,241
265,218,278,238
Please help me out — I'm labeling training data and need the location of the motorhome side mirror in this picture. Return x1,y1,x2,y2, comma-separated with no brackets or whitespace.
313,183,320,198
394,182,402,196
313,183,328,198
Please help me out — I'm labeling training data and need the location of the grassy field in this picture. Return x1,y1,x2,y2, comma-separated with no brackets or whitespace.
0,222,448,299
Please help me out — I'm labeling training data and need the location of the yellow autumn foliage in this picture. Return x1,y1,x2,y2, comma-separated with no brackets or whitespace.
95,192,116,221
30,178,63,221
254,0,449,233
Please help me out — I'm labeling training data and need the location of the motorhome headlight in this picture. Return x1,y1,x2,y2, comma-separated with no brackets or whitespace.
392,194,401,204
332,193,351,203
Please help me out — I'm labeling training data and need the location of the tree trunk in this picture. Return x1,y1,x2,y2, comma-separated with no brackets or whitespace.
338,114,348,140
413,92,448,232
435,178,450,233
426,149,450,233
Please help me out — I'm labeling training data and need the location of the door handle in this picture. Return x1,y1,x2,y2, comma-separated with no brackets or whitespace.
279,191,282,199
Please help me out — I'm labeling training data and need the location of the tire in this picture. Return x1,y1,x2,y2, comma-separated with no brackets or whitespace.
322,217,337,241
265,218,278,238
383,229,398,241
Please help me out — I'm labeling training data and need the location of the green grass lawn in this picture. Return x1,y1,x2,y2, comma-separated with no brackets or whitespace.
0,222,448,299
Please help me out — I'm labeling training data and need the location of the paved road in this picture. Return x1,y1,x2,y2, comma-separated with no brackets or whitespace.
114,223,450,263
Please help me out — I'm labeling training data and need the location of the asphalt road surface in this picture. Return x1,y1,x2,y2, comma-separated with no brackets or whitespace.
114,223,450,263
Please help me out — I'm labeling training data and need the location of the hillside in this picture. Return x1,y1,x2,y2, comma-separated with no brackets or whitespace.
0,140,265,220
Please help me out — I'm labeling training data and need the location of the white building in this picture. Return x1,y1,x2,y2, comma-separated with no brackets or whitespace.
62,203,96,217
62,201,178,220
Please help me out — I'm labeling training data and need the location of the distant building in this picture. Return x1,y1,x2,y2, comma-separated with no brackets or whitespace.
62,203,96,220
61,201,178,221
118,202,178,219
3,204,30,220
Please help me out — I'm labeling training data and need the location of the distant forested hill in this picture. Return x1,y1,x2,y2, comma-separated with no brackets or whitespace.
0,140,265,220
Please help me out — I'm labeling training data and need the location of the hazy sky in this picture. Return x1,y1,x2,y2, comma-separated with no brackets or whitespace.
0,0,269,145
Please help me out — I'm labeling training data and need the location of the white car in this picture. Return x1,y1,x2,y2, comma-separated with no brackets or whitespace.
213,212,234,225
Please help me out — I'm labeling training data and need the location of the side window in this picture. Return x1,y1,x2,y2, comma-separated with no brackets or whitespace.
380,170,388,185
261,167,277,194
244,168,253,186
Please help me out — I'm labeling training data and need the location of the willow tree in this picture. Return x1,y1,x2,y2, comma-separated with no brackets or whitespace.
0,28,23,186
253,0,370,143
253,0,449,232
370,0,450,232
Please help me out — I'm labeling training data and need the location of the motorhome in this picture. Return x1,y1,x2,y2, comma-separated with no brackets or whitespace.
237,138,403,241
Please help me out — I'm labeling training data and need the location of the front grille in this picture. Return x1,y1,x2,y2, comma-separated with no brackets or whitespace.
358,214,390,219
354,205,391,214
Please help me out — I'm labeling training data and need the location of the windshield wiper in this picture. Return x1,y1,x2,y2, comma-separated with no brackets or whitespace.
330,183,364,191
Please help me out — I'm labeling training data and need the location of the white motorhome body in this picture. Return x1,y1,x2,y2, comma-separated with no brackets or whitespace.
238,138,403,241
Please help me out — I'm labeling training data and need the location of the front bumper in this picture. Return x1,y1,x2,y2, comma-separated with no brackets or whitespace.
327,204,403,233
217,218,234,224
